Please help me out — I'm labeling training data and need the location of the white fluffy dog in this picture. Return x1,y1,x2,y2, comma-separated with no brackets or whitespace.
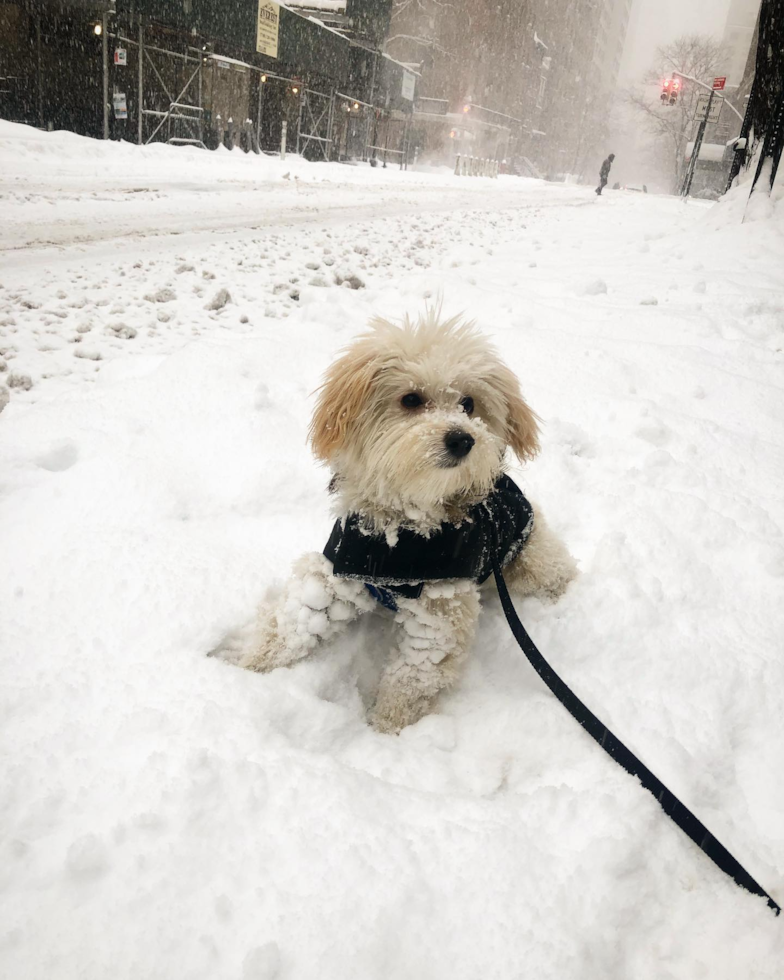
240,312,576,733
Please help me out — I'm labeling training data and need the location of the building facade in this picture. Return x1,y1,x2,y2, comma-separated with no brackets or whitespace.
721,0,761,87
0,0,636,179
682,0,762,198
592,0,632,89
283,0,392,48
384,0,629,178
727,0,784,193
0,0,411,160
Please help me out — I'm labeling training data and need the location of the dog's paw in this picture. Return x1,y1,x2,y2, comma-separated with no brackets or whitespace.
506,518,579,604
368,693,432,735
238,646,277,673
208,626,253,665
536,564,579,604
238,628,288,673
238,603,318,673
367,712,401,735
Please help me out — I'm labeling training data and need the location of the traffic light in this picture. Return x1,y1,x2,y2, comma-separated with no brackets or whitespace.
660,78,680,105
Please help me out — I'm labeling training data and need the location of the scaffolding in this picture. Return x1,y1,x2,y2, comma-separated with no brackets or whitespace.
116,28,204,147
296,86,335,160
0,0,417,168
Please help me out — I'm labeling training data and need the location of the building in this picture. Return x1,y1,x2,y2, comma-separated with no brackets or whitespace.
680,0,761,198
727,0,784,194
592,0,633,89
721,0,761,87
384,0,609,177
283,0,392,48
0,0,413,162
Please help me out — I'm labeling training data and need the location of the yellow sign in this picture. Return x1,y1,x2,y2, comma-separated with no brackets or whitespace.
256,1,280,59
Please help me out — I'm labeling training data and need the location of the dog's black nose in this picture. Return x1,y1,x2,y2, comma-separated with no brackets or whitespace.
444,429,475,459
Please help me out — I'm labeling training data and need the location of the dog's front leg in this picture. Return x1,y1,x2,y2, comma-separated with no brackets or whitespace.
368,580,481,734
240,553,376,673
504,504,577,602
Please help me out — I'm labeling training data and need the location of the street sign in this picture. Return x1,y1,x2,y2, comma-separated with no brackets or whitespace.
713,76,726,90
113,48,127,66
255,1,280,59
695,92,723,124
112,92,127,119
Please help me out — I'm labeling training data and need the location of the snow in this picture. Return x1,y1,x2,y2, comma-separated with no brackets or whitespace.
286,0,347,11
206,54,254,70
685,140,727,163
381,52,422,75
1,122,784,979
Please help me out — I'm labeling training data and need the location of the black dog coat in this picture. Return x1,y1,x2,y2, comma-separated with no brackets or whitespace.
323,474,534,610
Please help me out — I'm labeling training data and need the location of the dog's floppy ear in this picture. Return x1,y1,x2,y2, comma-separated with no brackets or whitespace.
495,364,540,462
310,344,378,461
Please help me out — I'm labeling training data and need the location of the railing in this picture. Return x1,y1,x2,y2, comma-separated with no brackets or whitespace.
145,99,205,148
454,155,499,178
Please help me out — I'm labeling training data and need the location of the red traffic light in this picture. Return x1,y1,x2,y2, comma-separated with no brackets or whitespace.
660,78,679,105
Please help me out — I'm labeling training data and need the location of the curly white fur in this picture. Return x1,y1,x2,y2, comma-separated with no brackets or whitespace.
240,553,375,673
240,311,577,733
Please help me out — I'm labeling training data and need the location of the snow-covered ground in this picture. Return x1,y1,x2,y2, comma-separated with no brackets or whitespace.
1,120,783,979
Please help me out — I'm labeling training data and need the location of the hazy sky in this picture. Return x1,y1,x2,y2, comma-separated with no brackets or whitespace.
619,0,733,83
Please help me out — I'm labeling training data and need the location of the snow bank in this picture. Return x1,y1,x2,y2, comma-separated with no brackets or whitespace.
0,117,498,191
0,118,537,254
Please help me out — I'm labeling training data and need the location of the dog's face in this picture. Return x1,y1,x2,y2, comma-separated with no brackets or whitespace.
310,313,540,519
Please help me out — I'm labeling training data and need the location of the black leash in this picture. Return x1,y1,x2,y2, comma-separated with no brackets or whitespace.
492,559,781,915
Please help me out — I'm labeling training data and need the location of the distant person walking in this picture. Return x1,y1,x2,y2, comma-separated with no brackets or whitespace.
595,153,615,196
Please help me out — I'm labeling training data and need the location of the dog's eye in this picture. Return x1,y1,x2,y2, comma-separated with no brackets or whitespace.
460,396,475,415
401,393,423,409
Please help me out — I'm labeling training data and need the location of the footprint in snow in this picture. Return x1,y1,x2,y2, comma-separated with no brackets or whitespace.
144,287,176,304
35,440,79,472
635,419,672,447
65,834,109,880
582,279,608,296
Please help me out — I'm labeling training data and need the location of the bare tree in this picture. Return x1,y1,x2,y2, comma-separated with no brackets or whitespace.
626,34,726,193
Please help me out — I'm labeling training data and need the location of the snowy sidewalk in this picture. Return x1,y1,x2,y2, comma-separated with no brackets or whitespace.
1,124,783,979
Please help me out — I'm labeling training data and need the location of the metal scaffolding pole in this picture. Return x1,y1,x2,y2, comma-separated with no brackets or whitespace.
197,49,203,144
256,76,265,146
295,90,304,155
102,12,109,139
681,89,713,198
137,20,144,145
326,87,335,162
36,15,43,128
401,111,412,171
